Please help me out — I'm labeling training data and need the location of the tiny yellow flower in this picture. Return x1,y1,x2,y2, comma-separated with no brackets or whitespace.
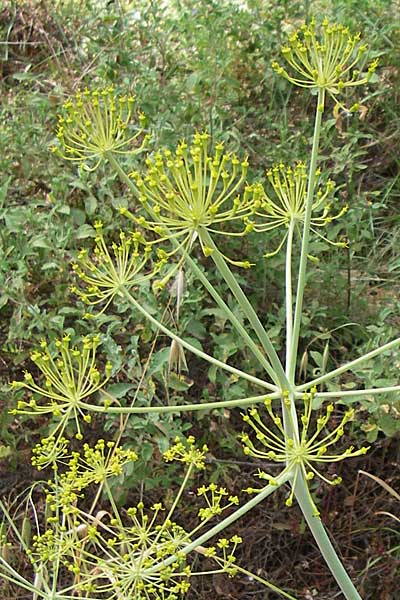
53,86,148,170
272,18,378,106
251,162,347,257
72,222,158,315
126,132,259,269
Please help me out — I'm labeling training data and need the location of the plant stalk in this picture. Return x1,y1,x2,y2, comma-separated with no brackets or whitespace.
81,391,280,415
200,228,289,390
289,88,325,383
294,474,362,600
296,336,400,391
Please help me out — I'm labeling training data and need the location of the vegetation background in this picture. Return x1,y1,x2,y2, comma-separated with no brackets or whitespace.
0,0,399,598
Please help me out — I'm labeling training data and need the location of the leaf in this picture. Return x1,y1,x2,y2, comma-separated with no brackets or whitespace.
167,372,193,391
84,195,98,216
148,347,170,376
104,383,135,399
75,224,97,239
32,237,51,249
141,442,154,462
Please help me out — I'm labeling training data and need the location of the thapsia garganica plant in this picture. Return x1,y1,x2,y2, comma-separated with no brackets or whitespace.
3,18,399,600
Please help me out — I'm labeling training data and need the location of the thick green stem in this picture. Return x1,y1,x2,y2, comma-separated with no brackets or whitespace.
81,391,279,415
297,336,400,391
294,474,362,600
107,151,278,386
312,385,400,398
289,88,325,383
200,229,289,390
184,252,278,384
285,221,295,375
106,151,140,196
120,287,276,391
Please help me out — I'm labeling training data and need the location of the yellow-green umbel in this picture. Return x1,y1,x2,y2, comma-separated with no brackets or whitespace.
11,334,112,443
241,390,369,516
272,18,378,106
53,86,149,170
123,132,260,271
27,436,242,600
71,220,159,316
247,162,347,257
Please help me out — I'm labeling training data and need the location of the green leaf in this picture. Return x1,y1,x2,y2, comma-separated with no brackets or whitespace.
32,237,51,249
75,224,97,239
104,383,135,399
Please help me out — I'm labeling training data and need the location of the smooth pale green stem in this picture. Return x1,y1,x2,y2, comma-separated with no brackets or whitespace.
294,474,362,600
312,385,400,398
279,88,362,599
283,227,298,444
81,391,280,415
296,336,400,392
146,467,292,574
289,88,325,383
120,287,276,391
184,252,278,385
285,221,295,375
106,151,141,195
200,228,289,390
106,151,279,388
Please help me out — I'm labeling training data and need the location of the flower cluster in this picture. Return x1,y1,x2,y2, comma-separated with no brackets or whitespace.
248,162,347,257
163,435,208,470
123,132,259,268
41,441,137,519
199,535,243,576
30,496,192,600
11,334,112,441
1,437,243,600
71,220,158,316
53,86,148,170
241,390,369,515
272,17,378,105
197,484,239,521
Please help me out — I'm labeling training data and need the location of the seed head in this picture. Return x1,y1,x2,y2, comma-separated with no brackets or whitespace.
52,86,149,170
72,221,157,316
127,132,259,268
272,18,378,106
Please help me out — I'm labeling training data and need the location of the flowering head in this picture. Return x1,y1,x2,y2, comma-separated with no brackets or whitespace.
11,334,112,442
31,435,70,470
272,18,378,106
196,483,239,521
241,391,369,515
163,435,208,470
75,439,138,486
52,86,148,170
126,132,259,267
250,162,347,257
71,221,158,316
5,431,245,599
